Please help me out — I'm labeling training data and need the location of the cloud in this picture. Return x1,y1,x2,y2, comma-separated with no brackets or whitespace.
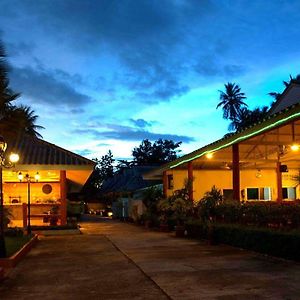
0,0,215,103
194,55,247,78
10,65,92,107
70,108,85,114
6,41,35,57
74,149,93,156
72,124,195,143
129,118,153,128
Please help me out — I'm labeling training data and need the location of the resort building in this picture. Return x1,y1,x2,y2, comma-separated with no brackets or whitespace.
145,83,300,203
3,134,95,227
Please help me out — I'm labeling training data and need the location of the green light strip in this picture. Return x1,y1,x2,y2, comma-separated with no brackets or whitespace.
170,110,300,169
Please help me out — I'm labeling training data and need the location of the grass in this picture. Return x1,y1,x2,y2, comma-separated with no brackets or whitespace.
5,235,32,257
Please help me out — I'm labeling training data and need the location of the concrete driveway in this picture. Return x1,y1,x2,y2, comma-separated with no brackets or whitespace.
1,216,300,299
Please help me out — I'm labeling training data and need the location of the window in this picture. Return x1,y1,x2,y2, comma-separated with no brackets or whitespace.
167,175,174,189
246,187,271,200
282,187,296,200
247,188,259,200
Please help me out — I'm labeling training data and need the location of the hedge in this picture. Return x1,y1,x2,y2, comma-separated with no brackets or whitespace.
185,220,300,261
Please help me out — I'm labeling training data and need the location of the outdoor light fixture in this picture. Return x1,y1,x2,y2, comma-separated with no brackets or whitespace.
18,172,40,235
206,152,213,159
291,144,300,151
0,136,19,258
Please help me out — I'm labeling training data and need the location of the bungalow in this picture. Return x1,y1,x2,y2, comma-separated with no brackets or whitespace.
145,82,300,203
2,134,95,227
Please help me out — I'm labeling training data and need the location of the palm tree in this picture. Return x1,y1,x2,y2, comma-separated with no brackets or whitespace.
0,40,44,139
229,106,269,131
216,82,247,125
6,105,44,138
0,42,20,117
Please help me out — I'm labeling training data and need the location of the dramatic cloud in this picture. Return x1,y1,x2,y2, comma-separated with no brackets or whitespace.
2,0,300,158
10,66,92,107
73,125,195,143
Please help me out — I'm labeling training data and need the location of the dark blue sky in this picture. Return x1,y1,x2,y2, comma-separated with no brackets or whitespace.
1,0,300,159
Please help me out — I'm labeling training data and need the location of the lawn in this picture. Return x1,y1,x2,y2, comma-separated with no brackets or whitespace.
5,235,32,257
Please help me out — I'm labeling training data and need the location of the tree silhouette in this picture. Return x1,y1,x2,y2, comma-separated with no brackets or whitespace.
0,40,44,139
216,82,247,126
132,139,181,165
229,106,269,131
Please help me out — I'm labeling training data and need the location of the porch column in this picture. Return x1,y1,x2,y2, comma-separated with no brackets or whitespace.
163,171,167,198
22,203,27,228
232,143,240,202
60,170,67,225
187,162,193,201
276,162,283,202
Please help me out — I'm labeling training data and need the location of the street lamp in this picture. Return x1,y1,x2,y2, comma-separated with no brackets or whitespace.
18,171,40,235
0,136,19,258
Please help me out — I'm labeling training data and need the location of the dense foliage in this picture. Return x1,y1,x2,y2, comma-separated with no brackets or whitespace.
132,139,181,165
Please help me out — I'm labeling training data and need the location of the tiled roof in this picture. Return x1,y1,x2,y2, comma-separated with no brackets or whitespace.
5,134,95,166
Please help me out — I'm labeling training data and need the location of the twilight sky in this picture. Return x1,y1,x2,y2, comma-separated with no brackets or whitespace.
1,0,300,160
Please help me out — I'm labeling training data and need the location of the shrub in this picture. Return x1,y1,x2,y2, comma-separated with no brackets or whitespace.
4,227,24,237
185,221,300,261
197,185,223,222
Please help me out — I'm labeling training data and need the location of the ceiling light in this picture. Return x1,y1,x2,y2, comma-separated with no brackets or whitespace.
206,153,213,159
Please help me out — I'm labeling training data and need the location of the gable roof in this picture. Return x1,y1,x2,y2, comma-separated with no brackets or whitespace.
268,82,300,115
5,134,95,167
144,100,300,179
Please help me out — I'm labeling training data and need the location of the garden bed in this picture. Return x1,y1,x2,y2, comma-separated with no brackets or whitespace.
32,224,81,235
0,234,38,268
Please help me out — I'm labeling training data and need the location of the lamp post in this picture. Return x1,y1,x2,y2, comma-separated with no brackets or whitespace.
18,172,40,235
0,136,19,258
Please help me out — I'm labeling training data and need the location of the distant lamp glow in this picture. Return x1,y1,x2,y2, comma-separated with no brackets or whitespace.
9,153,19,163
18,171,23,181
291,144,300,151
34,172,40,182
206,152,213,159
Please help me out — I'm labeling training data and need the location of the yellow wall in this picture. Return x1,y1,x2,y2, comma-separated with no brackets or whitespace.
3,181,61,204
167,168,300,202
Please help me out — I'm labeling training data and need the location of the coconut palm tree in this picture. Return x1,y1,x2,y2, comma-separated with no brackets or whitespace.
0,40,44,139
0,42,20,117
216,82,247,125
5,105,44,138
229,106,269,131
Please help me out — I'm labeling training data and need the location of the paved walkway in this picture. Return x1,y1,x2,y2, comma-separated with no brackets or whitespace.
1,216,300,299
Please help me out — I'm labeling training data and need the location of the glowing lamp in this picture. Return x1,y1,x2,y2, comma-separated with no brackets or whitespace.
18,171,24,181
291,144,300,151
9,153,19,163
34,172,40,182
206,152,213,159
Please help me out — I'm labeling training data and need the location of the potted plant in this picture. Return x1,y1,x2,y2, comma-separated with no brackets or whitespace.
49,205,59,226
